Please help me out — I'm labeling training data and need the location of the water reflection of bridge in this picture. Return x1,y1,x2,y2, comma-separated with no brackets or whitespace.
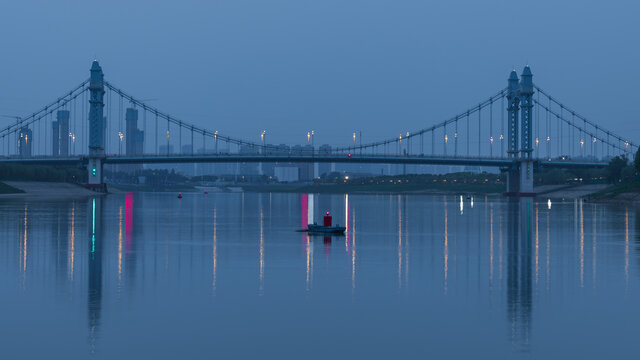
5,192,639,354
506,198,533,351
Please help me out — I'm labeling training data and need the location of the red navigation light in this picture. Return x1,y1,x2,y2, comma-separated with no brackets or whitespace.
348,153,351,157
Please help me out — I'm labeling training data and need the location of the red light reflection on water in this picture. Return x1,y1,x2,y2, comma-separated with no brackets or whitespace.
302,194,308,231
125,193,133,252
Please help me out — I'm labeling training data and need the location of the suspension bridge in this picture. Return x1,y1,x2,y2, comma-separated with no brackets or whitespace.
0,61,635,195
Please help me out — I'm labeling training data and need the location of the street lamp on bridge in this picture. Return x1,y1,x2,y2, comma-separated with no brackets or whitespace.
69,132,76,155
118,131,124,155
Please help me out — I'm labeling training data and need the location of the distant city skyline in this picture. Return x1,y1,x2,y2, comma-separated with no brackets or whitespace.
0,0,638,147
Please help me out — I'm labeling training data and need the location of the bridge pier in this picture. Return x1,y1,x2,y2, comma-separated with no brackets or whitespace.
87,157,104,188
506,166,520,196
518,160,534,196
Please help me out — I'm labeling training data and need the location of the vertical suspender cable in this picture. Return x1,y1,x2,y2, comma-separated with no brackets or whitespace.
466,112,470,156
489,100,493,158
478,105,481,157
455,117,458,157
501,94,504,157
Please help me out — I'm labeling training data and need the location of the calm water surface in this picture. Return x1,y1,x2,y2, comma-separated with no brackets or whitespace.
0,192,639,359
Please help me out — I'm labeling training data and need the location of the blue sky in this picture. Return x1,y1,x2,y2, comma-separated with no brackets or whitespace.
0,0,638,147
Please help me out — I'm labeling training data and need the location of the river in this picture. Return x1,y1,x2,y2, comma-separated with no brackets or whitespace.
0,192,638,359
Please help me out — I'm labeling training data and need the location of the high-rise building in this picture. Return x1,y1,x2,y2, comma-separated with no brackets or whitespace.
292,145,314,181
159,144,174,154
123,108,144,173
52,110,70,156
239,145,259,175
52,121,58,155
18,126,32,157
318,144,332,177
125,108,144,156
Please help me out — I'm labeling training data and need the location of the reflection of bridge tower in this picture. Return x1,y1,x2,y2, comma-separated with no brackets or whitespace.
88,197,103,352
505,66,535,196
88,61,105,188
506,198,533,350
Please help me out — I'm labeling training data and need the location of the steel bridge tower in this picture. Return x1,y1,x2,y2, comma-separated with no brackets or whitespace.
519,66,534,195
506,70,520,195
505,66,535,196
87,61,105,188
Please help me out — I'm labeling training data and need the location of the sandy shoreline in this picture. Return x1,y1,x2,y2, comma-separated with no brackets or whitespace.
533,184,611,199
0,181,618,201
0,181,101,200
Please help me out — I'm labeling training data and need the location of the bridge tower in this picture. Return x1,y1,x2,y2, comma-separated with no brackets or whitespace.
87,61,105,189
518,66,535,195
506,70,521,195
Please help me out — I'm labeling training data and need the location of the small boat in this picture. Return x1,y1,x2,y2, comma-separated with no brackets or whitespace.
307,223,346,234
177,192,183,199
302,211,345,235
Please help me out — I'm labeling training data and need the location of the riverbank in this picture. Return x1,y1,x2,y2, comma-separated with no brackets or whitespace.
0,181,98,199
107,183,197,193
0,182,24,194
242,183,612,198
0,180,610,199
534,184,611,199
586,181,640,204
242,182,506,194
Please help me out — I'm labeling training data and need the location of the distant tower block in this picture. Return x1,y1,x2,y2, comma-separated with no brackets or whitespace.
17,126,32,157
52,120,59,155
55,110,70,156
125,108,144,156
124,108,144,173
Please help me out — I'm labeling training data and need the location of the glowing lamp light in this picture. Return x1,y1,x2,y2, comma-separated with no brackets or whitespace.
92,167,97,176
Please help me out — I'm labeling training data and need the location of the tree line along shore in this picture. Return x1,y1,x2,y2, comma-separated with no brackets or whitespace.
0,152,639,199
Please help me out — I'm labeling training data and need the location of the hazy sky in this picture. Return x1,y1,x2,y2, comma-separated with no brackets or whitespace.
0,0,638,147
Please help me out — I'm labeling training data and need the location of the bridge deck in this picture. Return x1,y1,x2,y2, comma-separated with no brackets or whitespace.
0,154,607,169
